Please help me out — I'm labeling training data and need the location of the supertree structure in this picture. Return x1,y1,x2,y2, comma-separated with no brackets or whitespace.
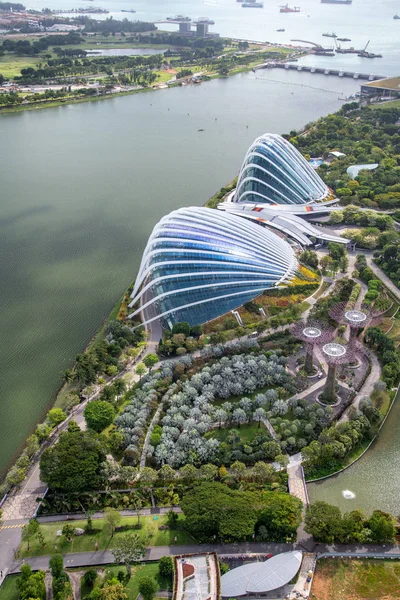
291,320,334,375
321,342,357,403
329,302,372,343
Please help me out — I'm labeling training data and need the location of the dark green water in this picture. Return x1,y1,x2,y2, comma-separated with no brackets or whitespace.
308,393,400,516
0,71,359,473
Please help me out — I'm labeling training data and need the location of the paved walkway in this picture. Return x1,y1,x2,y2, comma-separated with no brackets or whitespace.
287,464,309,506
8,542,400,575
339,347,381,423
367,257,400,303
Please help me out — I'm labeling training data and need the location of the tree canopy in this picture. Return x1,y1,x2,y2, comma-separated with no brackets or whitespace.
39,426,105,492
181,482,258,542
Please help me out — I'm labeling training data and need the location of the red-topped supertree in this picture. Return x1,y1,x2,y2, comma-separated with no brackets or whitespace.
321,342,357,403
291,320,335,376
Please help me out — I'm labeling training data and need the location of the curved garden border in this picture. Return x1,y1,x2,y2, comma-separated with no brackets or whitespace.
305,385,399,483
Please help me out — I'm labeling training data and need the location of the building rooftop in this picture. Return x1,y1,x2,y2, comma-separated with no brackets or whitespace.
347,163,379,179
364,76,400,90
221,551,302,597
174,553,219,600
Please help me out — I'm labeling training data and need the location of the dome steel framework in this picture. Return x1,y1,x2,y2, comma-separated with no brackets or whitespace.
234,133,330,206
128,207,298,328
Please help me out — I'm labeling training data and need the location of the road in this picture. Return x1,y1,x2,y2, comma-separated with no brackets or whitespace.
8,542,400,574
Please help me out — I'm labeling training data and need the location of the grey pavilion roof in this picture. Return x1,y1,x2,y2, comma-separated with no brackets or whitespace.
220,551,302,597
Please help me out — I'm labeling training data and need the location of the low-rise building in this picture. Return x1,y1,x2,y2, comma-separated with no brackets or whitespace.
361,76,400,98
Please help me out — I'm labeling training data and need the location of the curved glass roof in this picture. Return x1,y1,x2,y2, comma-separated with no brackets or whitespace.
235,133,329,205
221,551,302,597
128,207,298,328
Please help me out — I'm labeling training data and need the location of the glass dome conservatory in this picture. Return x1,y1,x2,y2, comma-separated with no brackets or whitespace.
128,207,298,328
235,133,329,205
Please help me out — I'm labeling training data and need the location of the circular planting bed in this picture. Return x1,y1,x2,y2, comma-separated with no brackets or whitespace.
316,393,341,408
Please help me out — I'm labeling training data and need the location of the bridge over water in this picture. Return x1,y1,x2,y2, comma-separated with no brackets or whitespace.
258,62,385,81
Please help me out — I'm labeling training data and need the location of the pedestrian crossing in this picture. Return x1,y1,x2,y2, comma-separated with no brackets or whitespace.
0,524,24,530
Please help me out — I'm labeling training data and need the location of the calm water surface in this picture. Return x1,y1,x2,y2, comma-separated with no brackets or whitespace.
308,392,400,516
0,72,359,473
25,0,400,76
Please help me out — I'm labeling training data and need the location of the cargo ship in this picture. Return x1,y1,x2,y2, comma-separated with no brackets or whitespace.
321,0,352,4
322,32,337,37
280,4,300,12
394,14,400,19
121,9,136,12
337,37,351,41
242,1,264,6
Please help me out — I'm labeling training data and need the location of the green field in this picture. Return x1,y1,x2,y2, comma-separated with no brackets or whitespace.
371,99,400,109
19,514,194,558
0,576,18,600
311,559,400,600
205,421,266,443
0,55,42,77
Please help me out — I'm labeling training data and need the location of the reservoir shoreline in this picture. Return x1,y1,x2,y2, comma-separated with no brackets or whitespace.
0,69,361,475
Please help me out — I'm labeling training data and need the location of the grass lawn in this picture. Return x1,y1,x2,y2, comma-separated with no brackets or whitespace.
81,562,172,599
0,55,42,77
311,558,400,600
19,514,194,558
0,576,18,600
371,99,400,110
205,421,267,443
153,70,173,84
313,280,331,299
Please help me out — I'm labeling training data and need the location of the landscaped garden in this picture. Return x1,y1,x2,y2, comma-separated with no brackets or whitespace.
0,554,175,600
18,514,192,558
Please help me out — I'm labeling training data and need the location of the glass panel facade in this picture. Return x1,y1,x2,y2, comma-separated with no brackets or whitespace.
235,134,329,205
129,207,298,328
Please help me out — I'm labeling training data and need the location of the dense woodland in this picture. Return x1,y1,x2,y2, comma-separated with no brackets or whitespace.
292,107,400,288
293,106,400,210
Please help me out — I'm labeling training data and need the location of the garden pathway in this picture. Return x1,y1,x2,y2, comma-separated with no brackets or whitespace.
338,349,381,422
44,572,53,600
69,570,83,600
287,464,309,506
367,257,400,302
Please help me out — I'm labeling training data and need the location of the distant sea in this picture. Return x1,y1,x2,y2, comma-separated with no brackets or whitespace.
26,0,400,76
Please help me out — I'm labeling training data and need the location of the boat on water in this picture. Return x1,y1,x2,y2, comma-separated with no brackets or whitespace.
121,9,136,13
358,51,382,58
358,40,382,58
322,32,337,37
394,14,400,19
337,37,351,41
242,1,264,7
321,0,352,4
276,27,285,31
335,46,360,53
280,4,300,12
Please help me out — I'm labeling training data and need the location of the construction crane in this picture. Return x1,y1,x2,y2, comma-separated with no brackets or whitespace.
363,40,370,52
